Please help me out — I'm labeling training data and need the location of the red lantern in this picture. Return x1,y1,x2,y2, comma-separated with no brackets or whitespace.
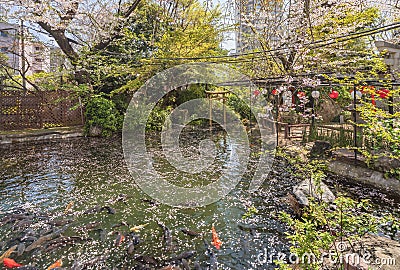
254,89,260,96
297,91,306,98
361,86,375,95
329,90,339,99
377,88,389,99
271,89,278,95
360,86,367,94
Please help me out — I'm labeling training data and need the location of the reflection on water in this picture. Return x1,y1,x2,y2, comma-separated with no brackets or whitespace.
0,130,399,269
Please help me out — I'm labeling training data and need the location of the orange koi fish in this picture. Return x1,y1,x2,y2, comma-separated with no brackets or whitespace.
130,223,149,233
64,201,74,214
115,233,125,247
47,259,62,270
211,225,222,250
3,258,22,268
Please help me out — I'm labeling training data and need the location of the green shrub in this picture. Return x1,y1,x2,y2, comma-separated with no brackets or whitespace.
278,197,379,269
146,105,171,131
227,94,255,122
275,148,399,269
176,84,206,105
84,96,122,136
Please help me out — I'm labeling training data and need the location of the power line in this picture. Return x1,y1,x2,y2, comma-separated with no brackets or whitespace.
101,22,400,63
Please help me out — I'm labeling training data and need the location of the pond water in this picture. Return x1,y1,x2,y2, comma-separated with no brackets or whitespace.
0,129,399,269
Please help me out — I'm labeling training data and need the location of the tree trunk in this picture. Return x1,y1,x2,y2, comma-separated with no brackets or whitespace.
37,0,142,84
37,22,79,64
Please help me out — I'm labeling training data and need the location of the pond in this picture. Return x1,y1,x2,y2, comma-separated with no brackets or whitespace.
0,129,399,269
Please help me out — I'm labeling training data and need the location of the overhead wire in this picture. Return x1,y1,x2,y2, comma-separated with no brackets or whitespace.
100,22,400,65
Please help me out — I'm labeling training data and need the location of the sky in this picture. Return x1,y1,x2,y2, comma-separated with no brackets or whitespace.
204,0,236,52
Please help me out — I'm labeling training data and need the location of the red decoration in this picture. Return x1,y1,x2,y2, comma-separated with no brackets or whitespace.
271,89,278,95
254,89,260,96
329,90,339,99
361,86,375,95
297,91,306,98
360,86,366,93
377,88,389,99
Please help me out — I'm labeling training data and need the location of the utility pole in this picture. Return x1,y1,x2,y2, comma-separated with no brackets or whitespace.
20,20,26,91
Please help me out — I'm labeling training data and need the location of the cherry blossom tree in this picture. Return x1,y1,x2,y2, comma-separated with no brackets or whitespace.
0,0,141,65
234,0,397,78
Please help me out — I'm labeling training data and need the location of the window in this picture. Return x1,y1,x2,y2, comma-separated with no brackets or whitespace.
0,31,8,37
35,46,41,51
35,58,43,62
0,47,7,52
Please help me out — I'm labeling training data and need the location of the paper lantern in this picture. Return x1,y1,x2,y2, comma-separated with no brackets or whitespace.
271,89,278,95
311,90,320,99
377,88,389,99
329,90,339,99
361,85,375,95
254,89,260,96
350,90,362,99
297,91,306,98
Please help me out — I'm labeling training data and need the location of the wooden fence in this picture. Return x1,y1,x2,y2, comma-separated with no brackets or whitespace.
0,90,84,130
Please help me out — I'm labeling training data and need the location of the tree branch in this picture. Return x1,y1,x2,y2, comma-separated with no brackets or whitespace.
0,63,41,92
37,21,79,63
33,0,141,65
93,0,142,51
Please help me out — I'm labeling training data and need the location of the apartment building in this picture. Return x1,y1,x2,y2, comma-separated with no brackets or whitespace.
25,40,50,75
235,0,283,53
0,21,50,76
0,22,19,71
50,47,67,72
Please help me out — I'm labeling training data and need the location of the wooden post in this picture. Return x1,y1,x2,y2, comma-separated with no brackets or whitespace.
39,91,44,129
223,95,226,127
79,97,84,126
389,86,394,129
275,93,279,146
62,91,66,126
20,20,26,92
209,97,212,130
249,87,252,128
353,84,357,164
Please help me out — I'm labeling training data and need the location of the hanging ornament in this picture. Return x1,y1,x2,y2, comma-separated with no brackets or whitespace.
282,91,293,107
311,90,320,99
360,86,375,95
297,91,306,98
329,89,339,99
254,89,260,96
371,94,376,106
350,90,362,99
271,89,278,95
377,88,389,99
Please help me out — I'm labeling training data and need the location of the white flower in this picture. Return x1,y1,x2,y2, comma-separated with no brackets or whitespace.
302,78,321,88
278,85,287,93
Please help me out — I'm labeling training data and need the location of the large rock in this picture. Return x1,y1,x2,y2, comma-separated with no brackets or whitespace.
336,234,400,270
284,145,309,162
328,160,400,194
372,155,400,175
88,125,102,137
293,179,336,206
309,140,332,158
317,97,342,123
